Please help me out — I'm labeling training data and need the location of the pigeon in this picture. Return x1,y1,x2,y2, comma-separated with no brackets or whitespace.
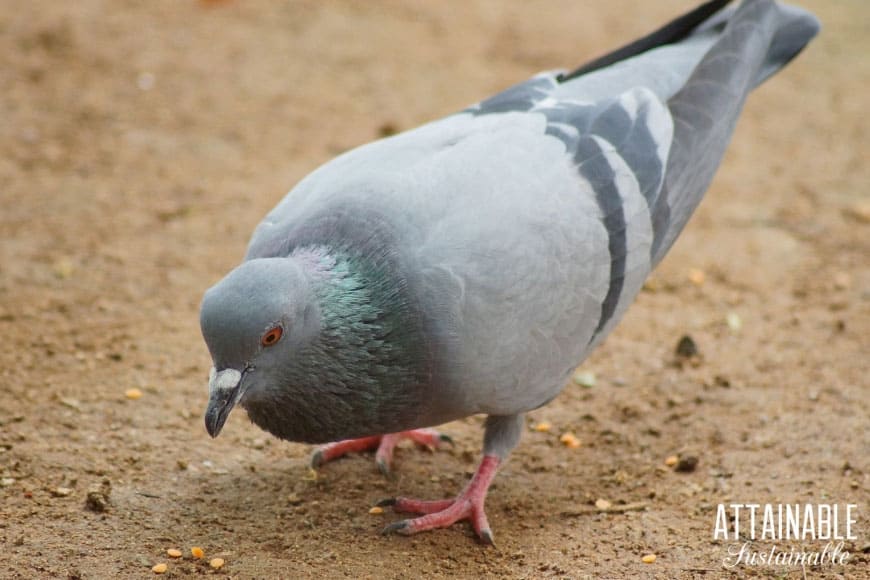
200,0,818,543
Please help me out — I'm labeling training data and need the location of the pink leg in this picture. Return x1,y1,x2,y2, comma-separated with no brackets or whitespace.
311,429,453,475
380,455,500,545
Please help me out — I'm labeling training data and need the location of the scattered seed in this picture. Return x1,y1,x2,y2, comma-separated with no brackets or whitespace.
642,278,660,292
209,558,225,570
125,388,143,400
726,312,742,332
59,397,82,411
53,258,75,279
533,421,552,433
0,478,15,487
665,455,679,467
152,563,168,574
559,432,581,449
369,506,384,515
843,200,870,224
642,554,657,564
51,486,73,497
688,268,705,286
832,272,851,290
190,546,204,559
572,371,596,388
166,548,182,558
594,498,612,510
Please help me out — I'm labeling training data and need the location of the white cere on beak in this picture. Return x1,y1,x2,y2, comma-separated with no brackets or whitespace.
208,367,242,394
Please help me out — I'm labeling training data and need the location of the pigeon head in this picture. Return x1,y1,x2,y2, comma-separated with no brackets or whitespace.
199,257,320,438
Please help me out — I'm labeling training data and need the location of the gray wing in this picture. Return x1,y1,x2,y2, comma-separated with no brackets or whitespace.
467,82,673,347
244,0,818,418
456,0,819,347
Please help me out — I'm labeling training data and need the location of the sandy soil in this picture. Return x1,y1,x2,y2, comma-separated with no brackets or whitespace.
0,0,867,578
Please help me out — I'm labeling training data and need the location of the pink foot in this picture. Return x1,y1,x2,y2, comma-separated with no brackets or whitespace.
310,429,453,476
379,455,500,544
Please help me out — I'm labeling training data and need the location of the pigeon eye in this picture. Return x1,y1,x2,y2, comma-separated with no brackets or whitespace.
261,326,283,347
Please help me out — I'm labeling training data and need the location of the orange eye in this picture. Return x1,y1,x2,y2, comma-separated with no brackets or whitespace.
261,326,283,347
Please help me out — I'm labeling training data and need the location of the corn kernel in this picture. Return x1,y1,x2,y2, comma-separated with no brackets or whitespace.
559,432,581,448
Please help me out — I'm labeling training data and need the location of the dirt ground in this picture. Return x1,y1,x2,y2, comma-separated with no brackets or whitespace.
0,0,867,578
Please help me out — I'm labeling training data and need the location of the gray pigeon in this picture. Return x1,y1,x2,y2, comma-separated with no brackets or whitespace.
200,0,818,543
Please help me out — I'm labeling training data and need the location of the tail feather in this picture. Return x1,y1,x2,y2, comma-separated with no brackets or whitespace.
753,2,821,88
559,0,733,83
650,0,820,263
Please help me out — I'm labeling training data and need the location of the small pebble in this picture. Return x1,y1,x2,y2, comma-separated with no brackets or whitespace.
125,388,143,400
166,548,182,558
51,486,73,497
675,455,699,473
0,478,15,487
674,335,699,359
642,554,657,564
369,506,384,515
190,546,204,559
665,455,679,467
377,122,399,138
209,558,225,570
152,563,168,574
533,421,552,433
84,481,111,512
595,498,612,510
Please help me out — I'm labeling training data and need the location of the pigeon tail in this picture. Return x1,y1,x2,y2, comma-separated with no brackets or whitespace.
649,0,820,264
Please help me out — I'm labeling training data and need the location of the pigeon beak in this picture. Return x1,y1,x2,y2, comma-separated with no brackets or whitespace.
204,367,244,438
